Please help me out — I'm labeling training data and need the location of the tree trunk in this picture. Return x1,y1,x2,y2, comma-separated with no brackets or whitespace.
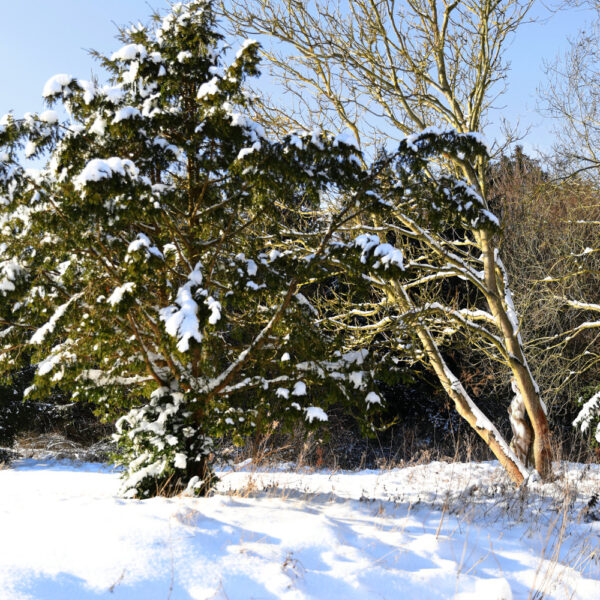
479,231,553,479
393,284,528,485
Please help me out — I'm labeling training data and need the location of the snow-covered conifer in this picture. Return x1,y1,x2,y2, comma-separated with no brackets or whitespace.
0,1,385,496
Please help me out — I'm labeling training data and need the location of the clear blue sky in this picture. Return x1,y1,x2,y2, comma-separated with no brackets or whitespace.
0,1,594,155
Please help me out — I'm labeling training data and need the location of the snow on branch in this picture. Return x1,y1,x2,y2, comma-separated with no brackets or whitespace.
160,263,205,353
74,157,139,190
30,292,83,345
573,391,600,443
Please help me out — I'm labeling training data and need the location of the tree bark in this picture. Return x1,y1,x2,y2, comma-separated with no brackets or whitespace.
479,231,553,479
393,284,528,485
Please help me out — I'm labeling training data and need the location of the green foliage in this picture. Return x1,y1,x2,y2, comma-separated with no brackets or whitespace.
114,386,217,497
0,0,385,496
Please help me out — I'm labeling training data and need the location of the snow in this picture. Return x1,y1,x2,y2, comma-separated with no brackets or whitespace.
197,77,219,99
292,381,307,396
205,296,221,325
74,157,139,190
365,391,382,405
126,233,163,260
0,259,24,293
235,38,259,59
236,142,261,160
333,130,360,149
373,242,404,269
110,43,147,62
304,406,328,422
78,79,97,104
246,258,258,276
1,459,599,599
29,293,82,345
354,234,404,269
174,452,187,469
228,110,266,142
467,131,491,154
112,106,142,123
38,110,59,124
160,262,205,352
107,282,136,306
89,117,106,136
177,50,193,62
42,74,73,98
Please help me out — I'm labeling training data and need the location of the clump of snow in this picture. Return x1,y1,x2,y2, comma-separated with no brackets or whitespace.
304,406,328,422
126,233,163,261
113,106,142,123
74,157,139,189
160,263,205,352
177,50,193,62
342,348,368,365
174,452,187,469
0,260,25,294
38,110,59,124
236,142,261,160
206,296,221,325
89,117,107,136
111,43,147,62
373,242,404,269
228,111,266,142
355,234,404,269
333,130,359,149
30,293,82,345
107,282,136,306
161,285,201,352
365,391,382,405
24,141,37,158
42,74,73,98
292,381,306,396
235,38,259,59
77,79,97,104
197,77,220,99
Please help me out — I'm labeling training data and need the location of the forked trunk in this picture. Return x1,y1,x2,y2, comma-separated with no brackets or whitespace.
479,231,553,479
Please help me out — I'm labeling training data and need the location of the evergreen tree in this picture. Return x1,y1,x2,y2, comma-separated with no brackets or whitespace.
0,0,384,496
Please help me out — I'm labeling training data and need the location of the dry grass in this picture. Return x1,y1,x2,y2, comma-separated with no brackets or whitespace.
11,431,113,463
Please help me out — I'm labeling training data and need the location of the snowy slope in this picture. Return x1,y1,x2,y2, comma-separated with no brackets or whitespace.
1,459,599,599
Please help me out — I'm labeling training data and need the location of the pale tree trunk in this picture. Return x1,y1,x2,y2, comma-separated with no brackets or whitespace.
392,284,529,485
459,163,553,480
478,230,553,479
508,378,533,466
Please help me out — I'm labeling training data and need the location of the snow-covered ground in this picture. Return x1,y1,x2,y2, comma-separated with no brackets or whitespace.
1,459,599,599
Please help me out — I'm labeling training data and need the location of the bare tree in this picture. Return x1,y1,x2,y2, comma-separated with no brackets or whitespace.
541,7,600,178
538,1,600,443
225,0,553,481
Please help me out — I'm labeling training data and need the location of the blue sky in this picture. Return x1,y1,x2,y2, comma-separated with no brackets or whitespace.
0,1,593,154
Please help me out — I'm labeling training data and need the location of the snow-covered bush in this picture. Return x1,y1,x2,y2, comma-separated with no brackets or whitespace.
115,387,216,497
